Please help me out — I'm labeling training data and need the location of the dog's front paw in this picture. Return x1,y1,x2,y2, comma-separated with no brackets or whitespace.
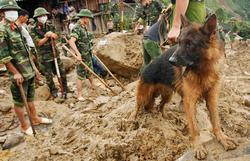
217,134,238,151
194,144,207,160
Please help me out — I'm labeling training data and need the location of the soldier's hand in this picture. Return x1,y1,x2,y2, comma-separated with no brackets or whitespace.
92,49,97,55
45,31,53,38
35,69,42,81
14,73,24,86
167,26,180,44
51,33,58,39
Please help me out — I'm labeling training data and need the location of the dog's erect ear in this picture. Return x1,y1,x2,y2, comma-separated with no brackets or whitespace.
201,14,217,35
181,14,191,28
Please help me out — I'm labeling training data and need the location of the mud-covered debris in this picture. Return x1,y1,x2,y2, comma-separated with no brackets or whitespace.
2,133,24,150
61,56,75,72
35,85,51,101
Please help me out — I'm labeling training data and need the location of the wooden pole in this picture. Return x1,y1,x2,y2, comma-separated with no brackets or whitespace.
62,45,116,95
51,39,64,96
93,54,125,90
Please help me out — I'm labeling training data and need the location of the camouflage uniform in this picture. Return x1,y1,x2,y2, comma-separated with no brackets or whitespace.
133,0,164,26
111,1,121,31
0,20,35,106
30,22,67,95
70,22,93,80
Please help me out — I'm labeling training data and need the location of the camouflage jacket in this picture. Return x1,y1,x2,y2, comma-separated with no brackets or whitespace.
0,20,35,80
133,0,164,26
30,22,58,62
70,22,93,58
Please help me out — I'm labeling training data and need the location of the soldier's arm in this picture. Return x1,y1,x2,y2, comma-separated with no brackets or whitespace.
0,30,23,85
132,4,144,24
133,5,145,32
37,34,50,47
68,28,82,61
172,0,189,28
168,0,189,42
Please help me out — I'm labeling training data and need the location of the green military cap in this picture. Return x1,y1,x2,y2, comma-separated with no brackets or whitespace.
0,0,21,10
33,7,50,18
71,15,79,20
77,9,94,19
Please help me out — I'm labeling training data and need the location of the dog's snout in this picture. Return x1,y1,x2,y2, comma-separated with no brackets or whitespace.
169,56,177,65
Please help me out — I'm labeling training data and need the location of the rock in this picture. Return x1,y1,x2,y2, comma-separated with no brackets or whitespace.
35,85,51,101
54,97,65,104
0,101,12,113
94,32,143,78
94,96,110,107
61,56,75,72
2,133,25,150
243,96,250,107
0,136,6,143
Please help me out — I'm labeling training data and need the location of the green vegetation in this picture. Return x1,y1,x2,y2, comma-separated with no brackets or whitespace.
204,0,250,39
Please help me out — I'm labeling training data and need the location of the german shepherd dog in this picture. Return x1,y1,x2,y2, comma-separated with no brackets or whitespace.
132,14,238,159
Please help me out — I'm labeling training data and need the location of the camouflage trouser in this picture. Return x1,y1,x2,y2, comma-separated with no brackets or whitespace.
77,54,93,80
11,77,35,107
40,59,67,94
141,39,161,71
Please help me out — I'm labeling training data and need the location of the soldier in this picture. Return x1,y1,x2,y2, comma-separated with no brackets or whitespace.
0,0,52,135
68,9,96,101
30,7,68,98
133,0,164,33
110,0,121,31
27,18,35,31
16,10,35,51
106,17,114,34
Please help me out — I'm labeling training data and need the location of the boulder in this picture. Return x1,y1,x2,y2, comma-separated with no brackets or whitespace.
94,32,143,78
35,85,51,101
61,56,75,72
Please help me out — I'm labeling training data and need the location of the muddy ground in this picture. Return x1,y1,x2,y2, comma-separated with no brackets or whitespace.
0,41,250,161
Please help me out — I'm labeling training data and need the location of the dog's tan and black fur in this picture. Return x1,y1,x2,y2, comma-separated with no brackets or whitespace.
132,14,238,159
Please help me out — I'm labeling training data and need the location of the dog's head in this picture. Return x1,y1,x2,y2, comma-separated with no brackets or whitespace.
169,14,218,67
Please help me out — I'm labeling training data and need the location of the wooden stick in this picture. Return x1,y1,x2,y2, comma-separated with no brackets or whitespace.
93,54,125,90
19,85,36,136
51,39,64,96
62,45,116,95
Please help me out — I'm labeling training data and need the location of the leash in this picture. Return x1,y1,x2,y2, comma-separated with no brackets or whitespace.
172,66,190,89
